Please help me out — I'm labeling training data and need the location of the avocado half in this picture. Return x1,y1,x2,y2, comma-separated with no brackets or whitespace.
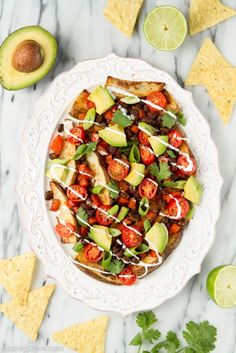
0,26,57,90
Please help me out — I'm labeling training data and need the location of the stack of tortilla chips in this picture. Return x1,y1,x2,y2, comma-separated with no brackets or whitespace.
0,253,55,341
185,38,236,124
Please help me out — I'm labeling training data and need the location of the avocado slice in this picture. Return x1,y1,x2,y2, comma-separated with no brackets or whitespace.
88,86,115,114
184,176,203,205
98,125,127,147
64,160,77,187
89,225,112,251
86,151,111,205
46,159,68,182
145,222,168,253
124,163,145,186
138,122,156,136
0,26,57,90
148,135,168,156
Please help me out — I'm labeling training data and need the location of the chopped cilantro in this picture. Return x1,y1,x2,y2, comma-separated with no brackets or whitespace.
76,207,88,226
148,162,172,183
106,259,124,274
108,180,119,199
112,109,133,127
161,112,176,128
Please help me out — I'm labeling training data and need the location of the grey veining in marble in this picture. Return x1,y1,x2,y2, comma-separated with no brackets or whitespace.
0,0,236,352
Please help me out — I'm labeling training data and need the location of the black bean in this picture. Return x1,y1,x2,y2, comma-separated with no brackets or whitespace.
131,257,139,264
108,146,117,154
143,104,149,113
96,115,103,123
147,111,159,119
160,127,169,135
119,101,129,109
57,124,64,133
129,210,139,222
112,245,121,255
49,153,59,160
130,108,140,119
122,256,131,263
116,249,124,258
45,191,53,200
128,184,136,195
120,191,129,198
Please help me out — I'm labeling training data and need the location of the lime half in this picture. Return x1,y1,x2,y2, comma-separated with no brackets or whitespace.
144,6,187,51
206,265,236,308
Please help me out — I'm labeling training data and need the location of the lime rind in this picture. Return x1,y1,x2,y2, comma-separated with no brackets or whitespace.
207,265,236,308
143,6,187,51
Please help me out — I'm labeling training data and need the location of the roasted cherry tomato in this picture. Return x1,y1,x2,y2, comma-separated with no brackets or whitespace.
118,267,137,286
84,244,103,263
138,178,158,200
121,225,143,248
55,223,76,238
162,191,181,203
140,145,155,165
138,130,150,145
146,91,167,112
67,185,87,203
96,205,113,226
167,196,190,220
177,155,197,175
107,159,129,181
50,135,63,155
68,127,85,144
168,129,183,148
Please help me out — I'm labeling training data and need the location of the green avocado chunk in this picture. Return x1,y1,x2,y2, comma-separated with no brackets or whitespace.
98,124,127,147
124,163,145,186
89,225,112,251
148,135,168,156
184,176,203,205
88,86,115,114
145,222,168,253
0,26,57,90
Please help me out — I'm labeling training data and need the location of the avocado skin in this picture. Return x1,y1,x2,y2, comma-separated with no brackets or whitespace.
0,25,58,90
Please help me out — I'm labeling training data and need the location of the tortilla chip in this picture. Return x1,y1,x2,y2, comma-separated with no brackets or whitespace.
202,68,236,124
53,316,108,353
0,252,36,305
104,0,144,37
185,38,232,86
190,0,236,36
0,285,56,341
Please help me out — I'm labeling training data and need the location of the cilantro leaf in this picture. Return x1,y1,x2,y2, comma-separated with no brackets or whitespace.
136,311,157,331
73,142,97,160
112,109,133,127
106,259,124,274
144,329,161,344
182,321,217,353
177,112,187,126
161,113,176,128
130,333,142,346
108,180,119,199
76,207,88,226
148,162,171,183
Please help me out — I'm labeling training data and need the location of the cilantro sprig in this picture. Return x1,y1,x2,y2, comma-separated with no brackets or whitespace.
161,111,187,128
148,162,172,183
112,109,133,127
76,207,88,226
130,311,217,353
108,180,119,199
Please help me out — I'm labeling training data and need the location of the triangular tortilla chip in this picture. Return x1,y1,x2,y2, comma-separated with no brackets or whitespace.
202,68,236,124
190,0,236,35
185,38,232,86
104,0,144,37
0,252,36,305
0,285,56,341
53,316,108,353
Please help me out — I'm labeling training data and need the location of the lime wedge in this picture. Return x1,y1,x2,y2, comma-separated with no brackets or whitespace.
144,6,187,51
206,265,236,308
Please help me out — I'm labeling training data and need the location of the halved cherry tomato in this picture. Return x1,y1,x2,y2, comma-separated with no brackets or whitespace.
146,91,167,112
55,223,76,238
77,164,93,179
67,185,87,203
138,178,158,200
96,205,113,226
80,226,88,236
104,105,117,120
167,196,190,220
138,130,150,145
168,130,183,148
50,135,63,155
162,192,181,203
66,199,77,208
84,244,103,263
50,199,60,211
68,127,85,144
177,155,197,175
169,223,181,235
140,145,155,165
91,194,101,207
121,225,143,248
108,159,129,181
119,267,137,286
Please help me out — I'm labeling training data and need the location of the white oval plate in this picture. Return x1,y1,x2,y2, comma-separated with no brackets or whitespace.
16,54,223,316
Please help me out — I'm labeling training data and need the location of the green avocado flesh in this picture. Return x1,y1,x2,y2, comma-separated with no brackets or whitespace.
184,176,203,205
98,125,127,147
89,225,112,251
145,222,168,253
124,163,145,186
0,26,57,90
88,86,115,115
148,135,168,156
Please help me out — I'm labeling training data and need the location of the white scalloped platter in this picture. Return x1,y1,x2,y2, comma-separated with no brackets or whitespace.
16,54,223,316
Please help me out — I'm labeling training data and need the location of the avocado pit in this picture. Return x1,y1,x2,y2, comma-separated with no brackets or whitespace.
12,40,44,73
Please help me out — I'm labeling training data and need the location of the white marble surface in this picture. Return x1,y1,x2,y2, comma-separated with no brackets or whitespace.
0,0,236,352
